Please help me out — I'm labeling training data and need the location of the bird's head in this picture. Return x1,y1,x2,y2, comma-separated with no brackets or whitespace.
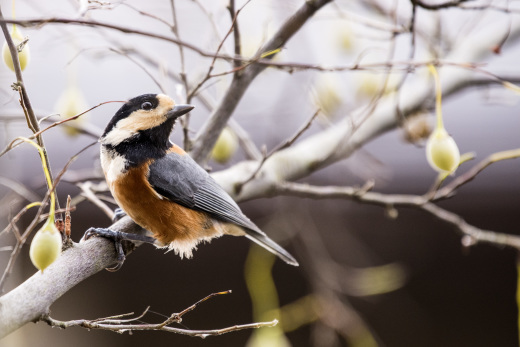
101,93,193,147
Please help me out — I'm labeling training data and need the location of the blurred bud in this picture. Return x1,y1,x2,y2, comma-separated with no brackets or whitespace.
30,220,62,272
54,86,88,137
356,73,379,99
313,74,342,117
402,113,431,144
426,127,460,173
385,205,399,219
335,22,354,54
2,25,30,72
211,127,238,164
352,263,406,296
356,73,399,100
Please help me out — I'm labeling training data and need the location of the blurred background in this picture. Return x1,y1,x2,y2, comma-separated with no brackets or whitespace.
1,0,520,346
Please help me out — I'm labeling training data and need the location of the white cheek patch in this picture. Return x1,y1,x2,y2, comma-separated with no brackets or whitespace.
101,149,127,185
102,127,135,146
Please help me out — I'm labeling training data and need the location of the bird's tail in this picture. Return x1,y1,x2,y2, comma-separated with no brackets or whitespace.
244,231,299,266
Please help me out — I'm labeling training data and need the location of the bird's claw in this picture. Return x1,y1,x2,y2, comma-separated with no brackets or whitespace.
112,208,127,223
83,227,126,271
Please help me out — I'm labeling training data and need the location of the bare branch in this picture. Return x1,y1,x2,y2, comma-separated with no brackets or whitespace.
0,217,144,338
227,0,242,69
41,313,277,337
411,0,475,10
210,18,520,202
38,289,274,337
190,0,333,163
235,109,320,194
0,5,57,209
274,181,520,250
435,148,520,200
77,182,115,220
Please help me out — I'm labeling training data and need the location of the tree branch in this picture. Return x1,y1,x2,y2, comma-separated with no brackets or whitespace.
0,5,57,209
211,18,520,202
39,290,277,337
189,0,333,163
274,181,520,250
41,313,277,337
0,217,143,338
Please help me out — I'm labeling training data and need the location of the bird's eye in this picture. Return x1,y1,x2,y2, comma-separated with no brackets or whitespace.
141,101,153,110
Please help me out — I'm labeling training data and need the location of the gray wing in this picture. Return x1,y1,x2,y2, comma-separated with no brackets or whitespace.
148,151,299,266
147,152,260,232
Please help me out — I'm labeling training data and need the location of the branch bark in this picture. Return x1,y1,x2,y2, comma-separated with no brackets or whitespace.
0,217,144,338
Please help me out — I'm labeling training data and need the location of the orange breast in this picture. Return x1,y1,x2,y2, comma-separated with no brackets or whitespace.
110,162,218,246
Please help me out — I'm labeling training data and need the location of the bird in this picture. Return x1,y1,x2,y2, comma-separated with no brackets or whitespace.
84,93,298,270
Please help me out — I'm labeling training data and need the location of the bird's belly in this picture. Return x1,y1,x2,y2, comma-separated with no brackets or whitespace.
110,165,222,249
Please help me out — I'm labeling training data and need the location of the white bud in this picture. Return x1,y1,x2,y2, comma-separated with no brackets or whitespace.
211,127,238,164
426,127,460,173
30,221,62,272
2,26,30,72
54,86,88,136
313,74,342,117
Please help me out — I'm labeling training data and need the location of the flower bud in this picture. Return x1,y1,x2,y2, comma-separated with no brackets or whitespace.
211,127,238,164
426,127,460,172
334,22,354,55
2,26,30,72
30,221,62,272
54,86,89,136
313,74,341,117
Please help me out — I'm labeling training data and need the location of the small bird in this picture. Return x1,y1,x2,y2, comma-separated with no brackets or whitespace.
85,93,298,270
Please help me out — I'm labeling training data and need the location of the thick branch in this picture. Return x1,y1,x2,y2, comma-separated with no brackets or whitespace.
212,18,520,202
0,217,144,338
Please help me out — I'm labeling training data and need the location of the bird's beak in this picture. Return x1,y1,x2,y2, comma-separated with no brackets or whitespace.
166,104,194,119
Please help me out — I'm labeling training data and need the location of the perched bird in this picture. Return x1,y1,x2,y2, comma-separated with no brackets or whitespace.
85,93,298,269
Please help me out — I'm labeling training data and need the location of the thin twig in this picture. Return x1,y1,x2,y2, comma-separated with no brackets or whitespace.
273,145,520,249
228,118,262,160
109,48,167,93
227,0,242,69
188,0,331,162
0,6,58,211
434,148,520,200
0,176,40,202
39,290,276,337
0,100,121,159
235,109,320,194
275,180,520,249
0,142,95,292
120,2,173,28
187,0,252,103
77,182,115,220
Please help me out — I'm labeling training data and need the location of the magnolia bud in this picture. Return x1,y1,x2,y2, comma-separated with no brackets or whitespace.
30,221,62,272
426,127,460,172
2,26,30,72
211,127,238,164
54,87,89,136
335,22,354,54
313,74,341,117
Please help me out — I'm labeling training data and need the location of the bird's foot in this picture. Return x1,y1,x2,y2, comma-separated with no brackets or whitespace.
84,228,126,271
112,208,127,223
83,227,157,272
